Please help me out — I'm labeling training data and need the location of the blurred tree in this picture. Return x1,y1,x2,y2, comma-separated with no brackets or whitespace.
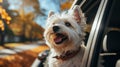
1,0,45,42
21,0,44,16
9,8,44,42
60,0,74,11
0,0,12,45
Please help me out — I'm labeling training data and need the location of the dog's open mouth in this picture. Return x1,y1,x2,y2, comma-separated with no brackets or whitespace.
54,33,68,44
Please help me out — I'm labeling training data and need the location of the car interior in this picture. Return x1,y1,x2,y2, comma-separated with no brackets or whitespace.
98,0,120,67
81,0,120,67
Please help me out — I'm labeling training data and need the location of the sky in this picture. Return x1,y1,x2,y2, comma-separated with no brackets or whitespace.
36,0,61,28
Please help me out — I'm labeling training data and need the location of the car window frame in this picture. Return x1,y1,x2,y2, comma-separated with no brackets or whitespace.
80,0,114,67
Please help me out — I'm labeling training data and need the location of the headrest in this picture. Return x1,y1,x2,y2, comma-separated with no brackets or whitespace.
103,31,120,53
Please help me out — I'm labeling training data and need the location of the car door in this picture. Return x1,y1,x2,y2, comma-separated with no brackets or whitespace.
81,0,120,67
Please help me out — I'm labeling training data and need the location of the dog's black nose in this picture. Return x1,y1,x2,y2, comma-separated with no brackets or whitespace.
53,26,60,33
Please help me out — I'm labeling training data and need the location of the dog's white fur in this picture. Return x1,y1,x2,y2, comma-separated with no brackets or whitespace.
44,5,86,67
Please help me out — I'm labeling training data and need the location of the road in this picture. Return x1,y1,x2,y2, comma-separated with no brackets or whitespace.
0,41,49,67
0,41,45,57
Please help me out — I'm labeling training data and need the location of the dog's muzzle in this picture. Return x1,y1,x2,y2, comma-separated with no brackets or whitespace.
52,26,68,45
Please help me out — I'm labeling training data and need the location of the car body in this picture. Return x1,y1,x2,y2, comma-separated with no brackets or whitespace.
80,0,120,67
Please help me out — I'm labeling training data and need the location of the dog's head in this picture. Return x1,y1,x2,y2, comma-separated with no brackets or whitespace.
44,6,86,50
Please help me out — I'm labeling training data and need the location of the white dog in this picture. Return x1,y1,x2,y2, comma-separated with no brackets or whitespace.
44,5,86,67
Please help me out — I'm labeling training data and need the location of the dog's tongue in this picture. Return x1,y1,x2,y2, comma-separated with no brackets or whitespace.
54,36,62,44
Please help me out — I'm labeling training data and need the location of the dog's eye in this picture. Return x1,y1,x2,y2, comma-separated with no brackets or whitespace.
65,22,71,27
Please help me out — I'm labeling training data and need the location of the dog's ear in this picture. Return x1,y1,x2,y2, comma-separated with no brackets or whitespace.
48,11,55,17
72,5,81,23
70,5,86,30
